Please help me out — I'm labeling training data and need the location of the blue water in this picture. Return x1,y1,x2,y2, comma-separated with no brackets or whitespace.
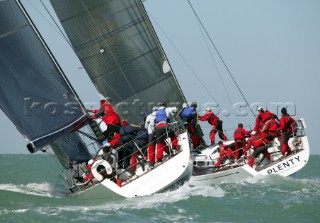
0,154,319,223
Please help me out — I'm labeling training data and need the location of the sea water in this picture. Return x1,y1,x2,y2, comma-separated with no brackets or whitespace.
0,154,319,223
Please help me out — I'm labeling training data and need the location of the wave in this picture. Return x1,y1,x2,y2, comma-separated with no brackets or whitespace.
0,183,56,197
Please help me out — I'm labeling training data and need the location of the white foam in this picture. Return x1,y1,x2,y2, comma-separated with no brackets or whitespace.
12,209,28,213
28,184,226,215
0,183,54,197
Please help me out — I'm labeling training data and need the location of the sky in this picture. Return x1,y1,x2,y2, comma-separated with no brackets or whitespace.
0,0,319,154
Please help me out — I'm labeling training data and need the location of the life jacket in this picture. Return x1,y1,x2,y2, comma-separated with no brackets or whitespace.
100,102,121,125
219,145,234,158
255,111,273,131
234,128,245,139
226,147,235,158
180,107,194,122
252,137,265,148
207,113,219,125
280,115,297,132
261,111,272,123
264,119,279,132
156,108,167,123
219,146,227,157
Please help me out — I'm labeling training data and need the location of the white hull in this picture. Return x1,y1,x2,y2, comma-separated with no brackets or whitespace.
190,135,309,186
72,132,192,198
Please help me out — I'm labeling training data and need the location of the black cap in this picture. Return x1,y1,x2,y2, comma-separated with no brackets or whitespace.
281,107,287,115
191,101,197,108
238,123,243,128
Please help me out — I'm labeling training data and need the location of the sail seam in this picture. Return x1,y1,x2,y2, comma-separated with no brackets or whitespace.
80,0,146,116
74,17,144,49
0,24,28,39
89,47,159,81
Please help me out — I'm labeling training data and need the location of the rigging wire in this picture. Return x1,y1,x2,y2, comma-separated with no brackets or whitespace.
138,1,187,103
147,13,236,128
148,15,218,103
27,0,73,48
193,10,240,125
187,0,255,118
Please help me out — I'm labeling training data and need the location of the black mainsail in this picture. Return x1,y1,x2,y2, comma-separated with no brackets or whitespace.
0,0,88,155
49,0,185,124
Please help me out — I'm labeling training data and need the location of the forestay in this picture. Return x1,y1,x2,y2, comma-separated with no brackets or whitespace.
0,0,87,152
50,0,185,124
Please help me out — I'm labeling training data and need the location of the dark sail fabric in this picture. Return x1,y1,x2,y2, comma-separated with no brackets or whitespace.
50,0,185,124
51,132,92,169
0,1,87,151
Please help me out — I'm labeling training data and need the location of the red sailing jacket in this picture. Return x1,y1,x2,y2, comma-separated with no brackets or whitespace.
92,101,121,125
279,114,297,133
219,145,235,159
109,133,121,147
199,112,219,125
234,127,251,139
244,135,265,151
254,111,275,131
263,119,279,135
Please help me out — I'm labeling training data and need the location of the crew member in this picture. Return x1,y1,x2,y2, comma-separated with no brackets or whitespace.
253,106,276,132
278,107,297,156
233,123,251,159
262,114,280,140
155,102,178,163
199,107,227,146
89,99,121,139
145,106,158,168
214,141,235,168
179,102,200,148
101,133,121,170
244,132,271,168
119,120,148,171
